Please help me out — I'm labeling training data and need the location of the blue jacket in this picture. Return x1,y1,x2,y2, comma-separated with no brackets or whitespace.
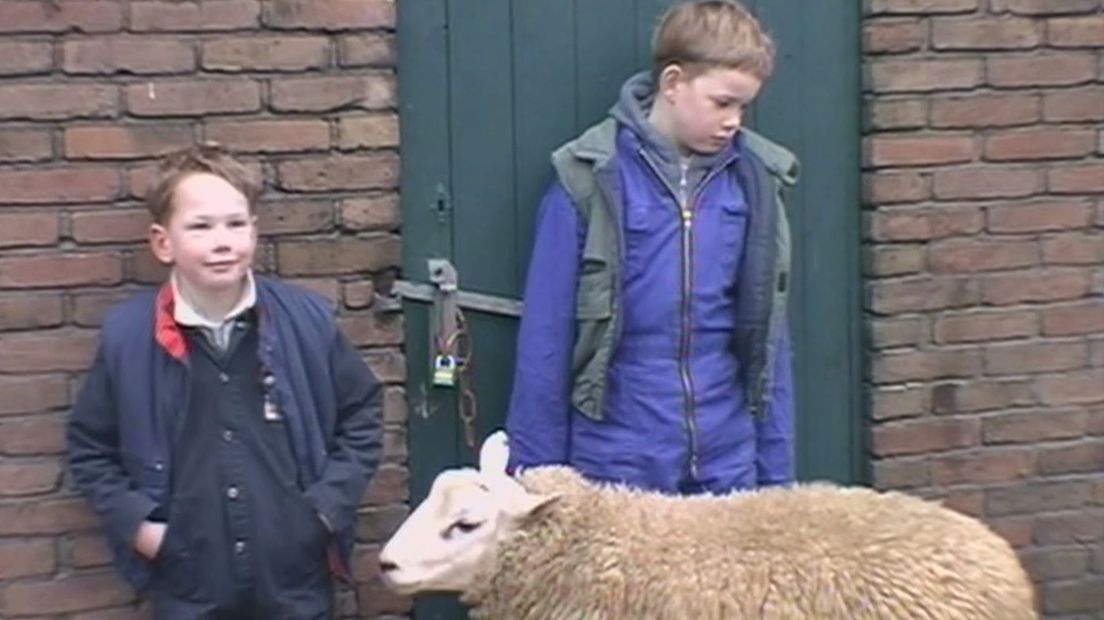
66,276,382,589
507,78,795,493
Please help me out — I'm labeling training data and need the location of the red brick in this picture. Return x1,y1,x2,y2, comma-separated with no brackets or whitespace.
0,375,70,416
868,0,979,13
1042,233,1104,265
1,571,135,616
928,238,1037,273
284,278,339,305
256,201,335,235
988,54,1097,87
0,252,122,288
1048,16,1104,47
870,385,928,420
271,75,396,112
868,59,983,93
363,464,409,505
263,0,394,30
931,449,1035,485
872,457,930,489
868,135,976,167
865,19,927,53
383,386,406,424
355,505,408,543
63,37,195,74
0,415,66,456
986,480,1094,517
933,166,1041,199
867,206,983,241
65,125,194,160
0,329,98,373
867,276,979,313
869,315,927,349
872,417,981,457
0,497,97,535
930,93,1040,128
871,348,982,383
864,171,931,204
1035,511,1104,547
1049,164,1104,194
0,40,53,75
0,83,117,120
930,379,1034,413
355,582,414,617
1022,547,1091,581
864,244,925,276
342,316,404,353
866,98,928,130
338,33,396,68
202,36,328,72
126,80,261,117
0,539,55,579
276,154,398,192
0,293,65,331
278,235,400,276
338,114,399,150
1042,302,1104,336
933,309,1037,343
0,1,123,33
985,341,1088,375
1037,441,1104,476
72,290,133,327
988,198,1093,233
1043,89,1104,122
0,460,63,496
71,209,151,243
988,517,1035,548
0,211,59,248
981,268,1092,305
991,0,1101,14
71,533,113,569
0,128,52,162
1044,578,1104,615
1036,371,1104,405
985,129,1095,161
130,1,260,32
364,349,405,383
984,409,1088,444
342,195,400,231
344,280,376,310
0,168,119,205
205,119,329,153
932,17,1041,50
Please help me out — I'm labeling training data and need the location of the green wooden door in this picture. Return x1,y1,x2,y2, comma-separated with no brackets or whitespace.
397,2,861,616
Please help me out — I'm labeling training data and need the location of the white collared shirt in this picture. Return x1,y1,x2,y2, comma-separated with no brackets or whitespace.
171,271,257,351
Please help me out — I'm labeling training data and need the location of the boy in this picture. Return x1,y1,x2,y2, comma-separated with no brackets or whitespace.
67,144,382,619
506,0,799,494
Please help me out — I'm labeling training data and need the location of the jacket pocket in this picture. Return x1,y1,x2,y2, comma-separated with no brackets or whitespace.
152,499,203,601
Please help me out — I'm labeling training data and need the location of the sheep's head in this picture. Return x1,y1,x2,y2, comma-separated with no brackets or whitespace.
378,431,556,595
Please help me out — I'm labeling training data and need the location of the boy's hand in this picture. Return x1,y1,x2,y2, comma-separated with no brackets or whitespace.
133,521,167,560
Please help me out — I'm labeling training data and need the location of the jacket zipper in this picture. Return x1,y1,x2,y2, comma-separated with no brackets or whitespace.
638,150,731,482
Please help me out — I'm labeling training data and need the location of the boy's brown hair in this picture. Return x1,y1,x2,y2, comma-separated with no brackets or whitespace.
652,0,775,82
145,142,261,224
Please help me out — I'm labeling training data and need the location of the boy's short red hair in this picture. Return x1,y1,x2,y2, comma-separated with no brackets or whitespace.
145,142,260,224
652,0,775,82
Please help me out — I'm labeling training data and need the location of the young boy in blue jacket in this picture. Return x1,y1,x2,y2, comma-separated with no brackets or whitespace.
507,0,799,494
67,144,382,619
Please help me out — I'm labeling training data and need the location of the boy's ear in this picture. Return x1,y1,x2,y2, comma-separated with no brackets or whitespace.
657,63,686,98
149,223,174,265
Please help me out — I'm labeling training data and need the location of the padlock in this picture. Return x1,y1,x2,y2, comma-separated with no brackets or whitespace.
433,354,459,388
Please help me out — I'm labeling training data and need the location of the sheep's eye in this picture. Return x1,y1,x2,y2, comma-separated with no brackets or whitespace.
443,520,483,540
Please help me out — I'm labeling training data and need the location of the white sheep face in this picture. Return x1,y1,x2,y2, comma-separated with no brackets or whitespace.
378,432,554,595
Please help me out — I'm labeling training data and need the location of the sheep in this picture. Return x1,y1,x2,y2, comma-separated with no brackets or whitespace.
379,432,1037,620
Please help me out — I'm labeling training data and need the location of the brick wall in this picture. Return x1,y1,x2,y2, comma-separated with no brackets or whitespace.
864,0,1103,617
0,1,410,617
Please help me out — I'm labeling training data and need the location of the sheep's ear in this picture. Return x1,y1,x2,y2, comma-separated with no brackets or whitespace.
479,430,510,475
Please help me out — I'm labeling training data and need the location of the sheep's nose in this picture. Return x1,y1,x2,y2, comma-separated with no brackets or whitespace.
379,559,399,574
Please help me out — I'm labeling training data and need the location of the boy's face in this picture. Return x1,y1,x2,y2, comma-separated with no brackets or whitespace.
661,65,763,155
149,172,257,296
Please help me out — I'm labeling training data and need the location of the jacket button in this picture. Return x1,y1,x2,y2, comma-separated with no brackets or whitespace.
262,374,275,387
227,486,240,500
219,372,229,384
234,540,246,554
153,462,164,472
222,429,234,442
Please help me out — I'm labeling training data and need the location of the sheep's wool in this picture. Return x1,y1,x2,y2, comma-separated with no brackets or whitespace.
461,467,1036,620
